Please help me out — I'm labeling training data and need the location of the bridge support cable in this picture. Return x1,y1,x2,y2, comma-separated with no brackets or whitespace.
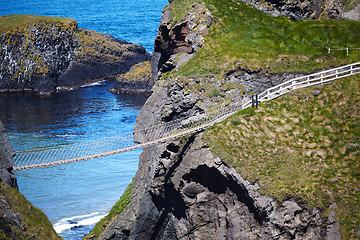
13,62,360,171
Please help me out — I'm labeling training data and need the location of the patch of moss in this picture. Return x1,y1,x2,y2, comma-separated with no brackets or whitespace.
203,75,360,239
85,180,133,239
0,182,60,239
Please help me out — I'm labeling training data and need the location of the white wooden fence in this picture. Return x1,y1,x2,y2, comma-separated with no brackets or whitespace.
243,62,360,108
328,47,360,55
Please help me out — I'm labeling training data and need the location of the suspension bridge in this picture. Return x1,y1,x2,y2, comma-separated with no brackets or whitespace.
13,62,360,171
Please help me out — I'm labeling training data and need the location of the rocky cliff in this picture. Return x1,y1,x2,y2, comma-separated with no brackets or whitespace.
0,120,60,239
0,15,150,97
0,121,16,189
91,0,360,239
95,73,344,240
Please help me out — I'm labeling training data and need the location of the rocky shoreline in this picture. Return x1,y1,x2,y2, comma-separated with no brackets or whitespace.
0,16,150,97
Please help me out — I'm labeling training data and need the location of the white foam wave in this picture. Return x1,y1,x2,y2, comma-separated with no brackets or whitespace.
53,212,107,233
56,87,75,92
56,134,77,139
81,80,106,88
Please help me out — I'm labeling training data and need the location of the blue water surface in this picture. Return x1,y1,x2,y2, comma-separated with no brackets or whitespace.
0,82,147,239
0,0,167,238
0,0,168,53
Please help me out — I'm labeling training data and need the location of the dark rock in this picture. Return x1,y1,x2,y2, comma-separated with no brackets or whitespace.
0,18,150,97
227,69,305,94
0,121,17,189
242,0,343,20
100,127,339,239
110,61,152,95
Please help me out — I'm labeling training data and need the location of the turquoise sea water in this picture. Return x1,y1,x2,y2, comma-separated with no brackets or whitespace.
0,0,167,238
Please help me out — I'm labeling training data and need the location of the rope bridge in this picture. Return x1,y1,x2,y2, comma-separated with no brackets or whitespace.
13,62,360,171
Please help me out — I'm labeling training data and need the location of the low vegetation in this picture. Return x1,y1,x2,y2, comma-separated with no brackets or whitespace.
203,75,360,239
116,61,151,83
169,0,360,79
0,182,60,239
0,15,75,32
85,180,133,239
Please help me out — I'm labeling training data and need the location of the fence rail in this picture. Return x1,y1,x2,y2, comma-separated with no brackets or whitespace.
13,62,360,171
328,47,360,55
243,62,360,108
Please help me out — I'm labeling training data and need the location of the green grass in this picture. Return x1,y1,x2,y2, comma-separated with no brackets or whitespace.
203,75,360,239
0,14,75,31
0,182,61,239
341,0,359,11
169,0,360,78
85,180,133,239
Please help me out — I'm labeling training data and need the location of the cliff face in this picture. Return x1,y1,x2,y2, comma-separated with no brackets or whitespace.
98,76,340,240
0,120,60,239
0,121,16,189
94,0,360,239
0,15,150,96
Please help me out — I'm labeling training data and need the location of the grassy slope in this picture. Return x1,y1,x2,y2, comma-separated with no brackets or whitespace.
0,15,75,31
0,182,61,239
169,0,360,78
168,1,360,237
84,180,133,239
203,75,360,239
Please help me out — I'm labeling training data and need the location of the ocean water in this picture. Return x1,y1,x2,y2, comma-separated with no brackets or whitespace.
0,82,147,238
0,0,168,53
0,0,167,238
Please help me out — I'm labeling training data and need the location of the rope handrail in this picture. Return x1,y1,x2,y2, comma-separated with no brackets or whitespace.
13,62,360,171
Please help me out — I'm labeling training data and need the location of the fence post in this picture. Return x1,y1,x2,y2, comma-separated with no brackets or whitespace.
328,48,330,54
256,94,258,108
351,65,353,75
320,73,323,85
346,47,349,55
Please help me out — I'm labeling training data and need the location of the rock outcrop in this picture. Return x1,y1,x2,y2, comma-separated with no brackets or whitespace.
152,4,213,82
242,0,343,20
0,121,16,189
0,15,150,97
110,61,152,95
